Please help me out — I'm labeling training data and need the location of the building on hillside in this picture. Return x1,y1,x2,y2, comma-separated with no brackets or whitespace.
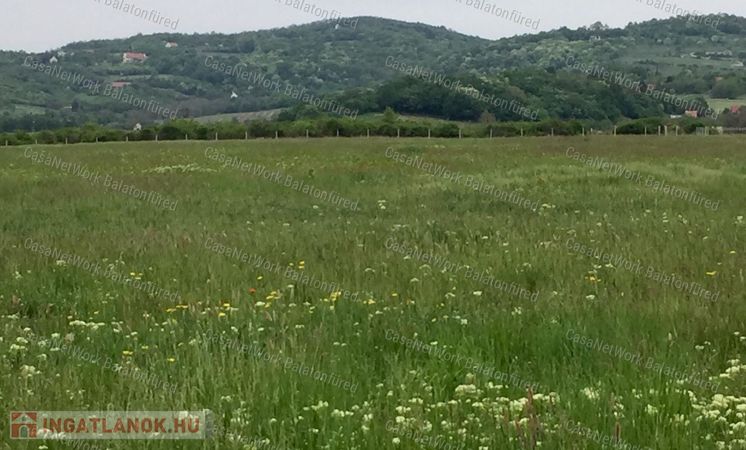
165,42,178,48
49,56,58,64
731,105,742,114
230,91,239,99
685,110,699,118
111,81,131,89
122,52,148,63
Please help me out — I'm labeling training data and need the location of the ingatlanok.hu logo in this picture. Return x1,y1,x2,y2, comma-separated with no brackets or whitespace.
9,411,212,440
10,412,37,438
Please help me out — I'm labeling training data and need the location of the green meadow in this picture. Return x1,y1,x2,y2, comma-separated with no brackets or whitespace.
1,136,745,449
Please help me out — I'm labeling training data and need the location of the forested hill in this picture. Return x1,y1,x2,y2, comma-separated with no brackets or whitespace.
2,14,746,131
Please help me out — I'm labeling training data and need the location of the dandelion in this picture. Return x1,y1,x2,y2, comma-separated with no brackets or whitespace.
167,358,176,363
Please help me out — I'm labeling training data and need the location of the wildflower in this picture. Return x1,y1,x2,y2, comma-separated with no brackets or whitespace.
21,365,40,378
582,387,599,401
454,384,478,397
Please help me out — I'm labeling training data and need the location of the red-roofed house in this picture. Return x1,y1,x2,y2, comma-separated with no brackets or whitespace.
122,52,148,63
111,81,131,89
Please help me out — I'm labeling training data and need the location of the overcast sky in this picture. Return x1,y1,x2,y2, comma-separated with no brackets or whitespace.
2,0,743,52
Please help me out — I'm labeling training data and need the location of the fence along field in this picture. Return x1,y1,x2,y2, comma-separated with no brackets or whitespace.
1,136,745,449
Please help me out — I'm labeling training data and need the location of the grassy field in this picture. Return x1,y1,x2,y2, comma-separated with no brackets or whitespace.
0,136,745,449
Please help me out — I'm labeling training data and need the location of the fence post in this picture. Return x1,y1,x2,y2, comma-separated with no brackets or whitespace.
459,128,462,139
582,126,585,136
644,127,647,136
428,129,431,139
306,129,309,139
521,128,524,137
65,137,69,145
125,136,128,143
490,128,493,139
275,131,279,139
658,126,661,136
676,126,679,136
155,134,159,142
4,140,7,146
95,137,98,143
367,128,370,138
215,132,218,141
551,128,554,137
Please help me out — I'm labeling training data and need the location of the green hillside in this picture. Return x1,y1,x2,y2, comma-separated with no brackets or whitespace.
1,14,746,131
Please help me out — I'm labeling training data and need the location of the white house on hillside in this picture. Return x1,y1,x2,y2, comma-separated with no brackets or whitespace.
122,52,148,63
